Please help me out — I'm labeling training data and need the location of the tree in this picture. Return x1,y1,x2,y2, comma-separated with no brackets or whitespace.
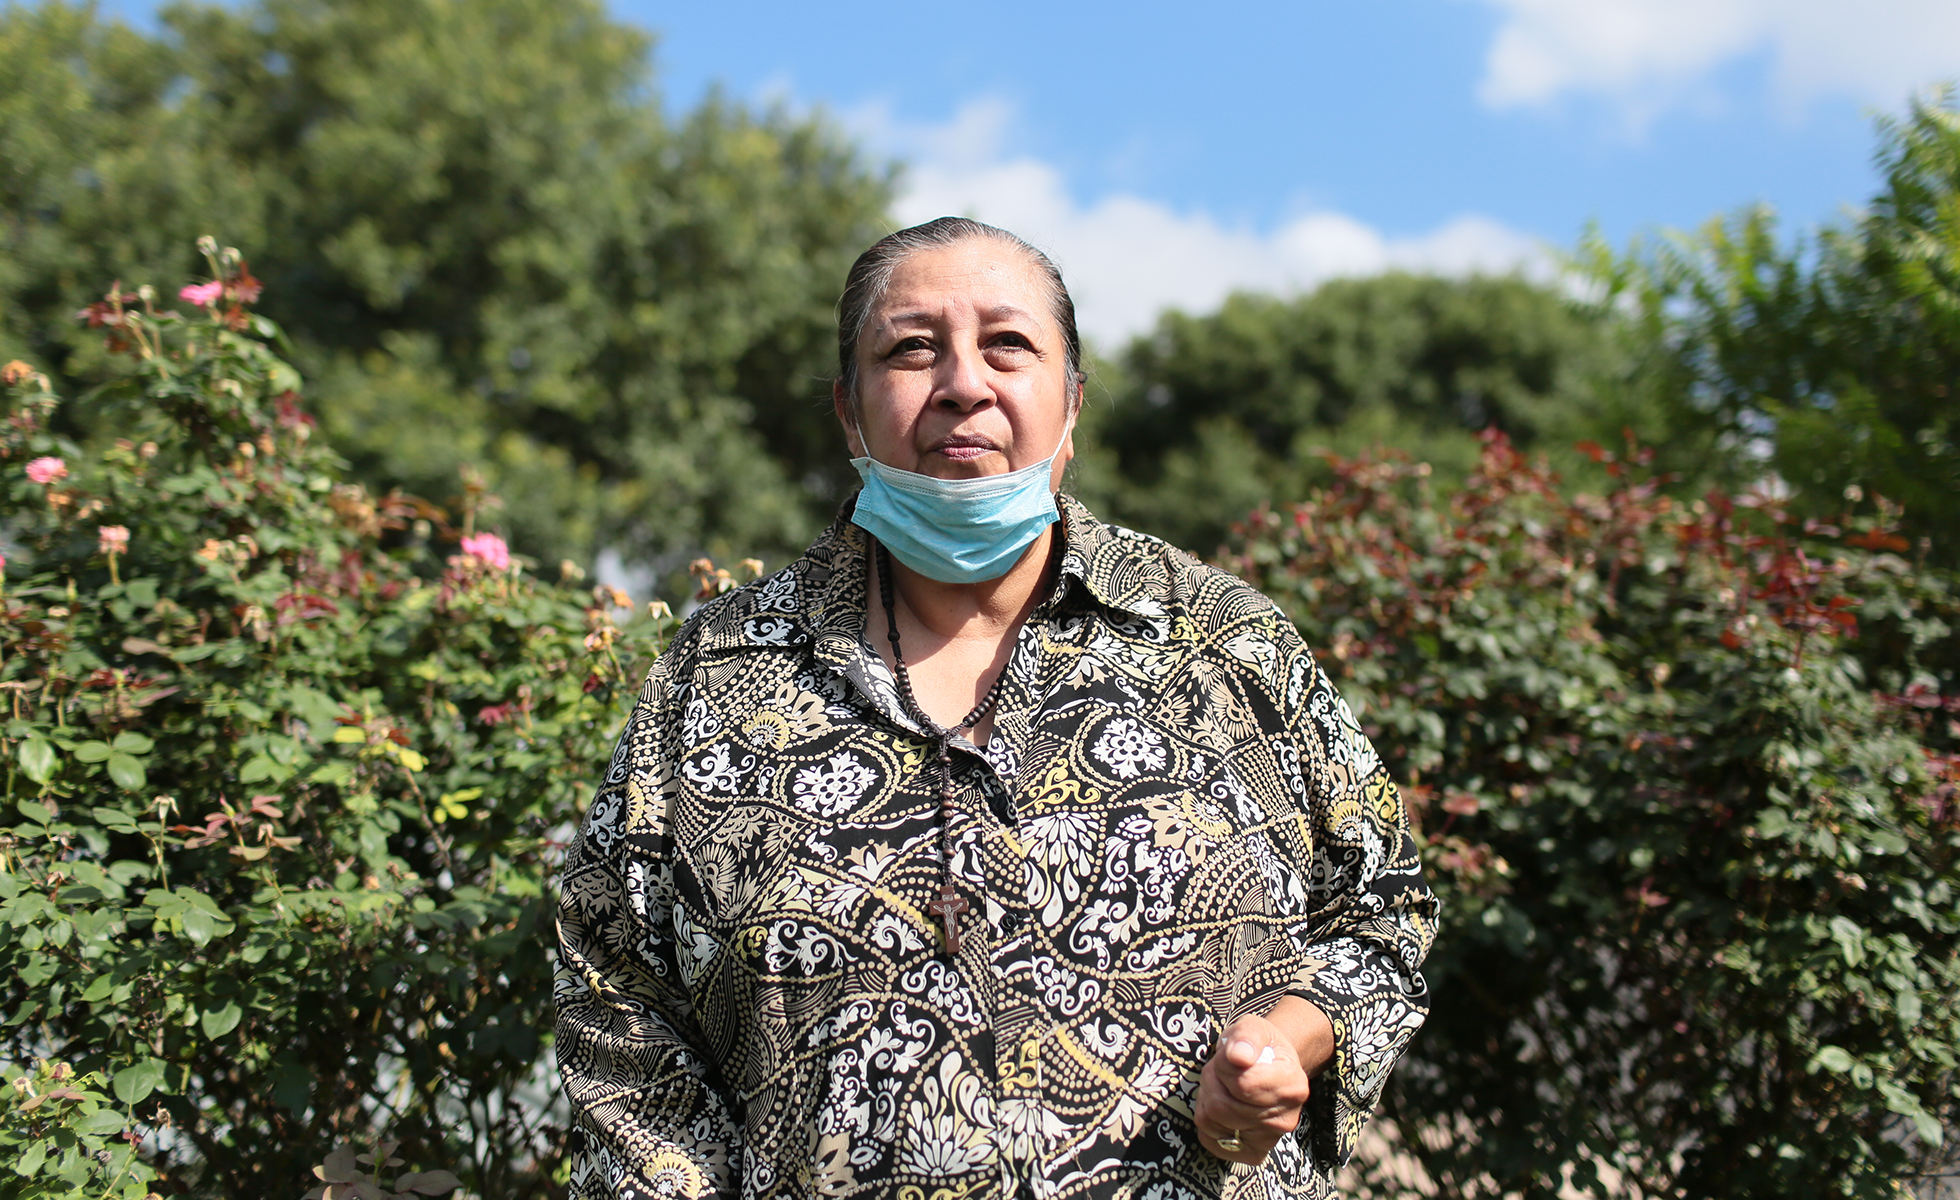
1075,273,1641,554
0,0,892,576
1588,87,1960,564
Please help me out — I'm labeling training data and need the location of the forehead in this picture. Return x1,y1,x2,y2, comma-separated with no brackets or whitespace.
871,239,1053,331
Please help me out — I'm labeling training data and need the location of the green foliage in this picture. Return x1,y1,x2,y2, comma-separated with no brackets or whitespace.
0,248,671,1196
0,0,891,572
1078,273,1641,553
1587,87,1960,563
1229,435,1959,1197
1,1059,160,1198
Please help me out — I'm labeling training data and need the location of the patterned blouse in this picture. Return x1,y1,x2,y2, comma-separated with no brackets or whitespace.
554,494,1436,1200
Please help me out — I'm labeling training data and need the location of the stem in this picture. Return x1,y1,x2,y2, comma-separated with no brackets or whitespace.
401,769,454,877
93,1126,141,1199
149,797,173,892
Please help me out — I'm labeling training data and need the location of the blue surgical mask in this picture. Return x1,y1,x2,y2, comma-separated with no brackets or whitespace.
848,424,1070,584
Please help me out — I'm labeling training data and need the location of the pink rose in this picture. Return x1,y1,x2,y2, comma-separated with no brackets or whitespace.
25,457,66,484
179,281,225,308
460,532,511,571
98,525,130,555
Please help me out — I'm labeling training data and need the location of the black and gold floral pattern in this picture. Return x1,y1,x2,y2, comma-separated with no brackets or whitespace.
555,495,1436,1199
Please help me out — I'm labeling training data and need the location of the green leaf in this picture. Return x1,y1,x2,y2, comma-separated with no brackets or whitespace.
110,732,154,755
76,1107,129,1135
16,1139,45,1176
287,686,344,729
239,754,279,783
106,753,147,791
73,740,113,763
122,577,160,608
200,1001,243,1039
180,908,223,946
177,888,226,917
170,643,221,663
17,739,57,785
397,1170,464,1195
112,1059,166,1106
1810,1046,1854,1074
15,799,52,826
81,974,114,1003
90,806,141,834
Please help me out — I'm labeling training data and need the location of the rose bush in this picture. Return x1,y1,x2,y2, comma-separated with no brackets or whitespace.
1228,434,1958,1198
0,245,674,1197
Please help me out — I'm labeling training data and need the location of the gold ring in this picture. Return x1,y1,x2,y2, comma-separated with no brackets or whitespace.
1217,1130,1244,1153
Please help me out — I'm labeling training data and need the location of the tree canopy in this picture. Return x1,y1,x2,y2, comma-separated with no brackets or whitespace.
1589,88,1960,563
1,0,892,573
1075,273,1641,553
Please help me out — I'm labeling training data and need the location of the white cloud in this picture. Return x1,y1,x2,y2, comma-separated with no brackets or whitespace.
1473,0,1960,118
855,99,1547,348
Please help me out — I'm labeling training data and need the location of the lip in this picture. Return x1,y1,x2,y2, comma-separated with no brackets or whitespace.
931,434,1001,461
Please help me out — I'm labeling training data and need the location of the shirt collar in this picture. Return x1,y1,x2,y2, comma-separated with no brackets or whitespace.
686,492,1166,661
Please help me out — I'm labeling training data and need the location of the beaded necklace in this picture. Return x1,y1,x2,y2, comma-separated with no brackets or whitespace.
876,543,1013,958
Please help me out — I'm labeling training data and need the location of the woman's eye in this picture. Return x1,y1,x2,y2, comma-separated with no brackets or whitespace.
886,338,932,360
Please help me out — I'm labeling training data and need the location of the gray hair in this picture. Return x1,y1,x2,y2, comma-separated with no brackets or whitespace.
835,217,1083,413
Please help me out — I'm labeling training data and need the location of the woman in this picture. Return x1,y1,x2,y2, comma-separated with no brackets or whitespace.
555,218,1435,1199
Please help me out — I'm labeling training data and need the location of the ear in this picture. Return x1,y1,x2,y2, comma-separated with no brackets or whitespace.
833,379,864,457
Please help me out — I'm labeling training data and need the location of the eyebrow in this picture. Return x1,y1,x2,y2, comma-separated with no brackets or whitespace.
876,303,1040,329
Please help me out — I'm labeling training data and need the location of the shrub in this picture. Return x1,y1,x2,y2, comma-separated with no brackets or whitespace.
0,245,672,1197
1227,433,1959,1198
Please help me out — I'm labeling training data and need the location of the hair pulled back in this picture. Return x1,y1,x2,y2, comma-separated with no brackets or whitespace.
835,217,1083,410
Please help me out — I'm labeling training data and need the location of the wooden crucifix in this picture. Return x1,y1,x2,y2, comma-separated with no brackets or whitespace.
927,882,970,957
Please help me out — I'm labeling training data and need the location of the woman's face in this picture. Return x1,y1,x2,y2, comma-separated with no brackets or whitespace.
836,239,1076,487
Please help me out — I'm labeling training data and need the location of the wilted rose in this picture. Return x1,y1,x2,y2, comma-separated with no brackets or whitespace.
98,525,130,556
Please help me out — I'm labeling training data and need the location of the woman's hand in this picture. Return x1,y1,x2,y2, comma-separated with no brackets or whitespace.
1193,995,1334,1166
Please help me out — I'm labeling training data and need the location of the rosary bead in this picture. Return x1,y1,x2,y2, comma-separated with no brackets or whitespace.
878,541,1016,960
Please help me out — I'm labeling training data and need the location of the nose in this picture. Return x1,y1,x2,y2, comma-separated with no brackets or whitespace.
931,342,995,413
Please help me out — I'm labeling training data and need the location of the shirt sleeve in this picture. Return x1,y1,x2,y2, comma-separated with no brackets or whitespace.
1281,638,1439,1173
554,661,741,1200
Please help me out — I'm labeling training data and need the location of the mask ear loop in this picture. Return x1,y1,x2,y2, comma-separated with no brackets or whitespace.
845,408,869,461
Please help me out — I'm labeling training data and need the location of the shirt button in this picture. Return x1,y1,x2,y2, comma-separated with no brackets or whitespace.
998,911,1024,938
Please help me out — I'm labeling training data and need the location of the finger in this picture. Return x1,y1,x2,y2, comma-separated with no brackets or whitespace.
1203,1093,1302,1129
1194,1073,1305,1142
1212,1057,1311,1109
1197,1120,1282,1166
1216,1018,1283,1071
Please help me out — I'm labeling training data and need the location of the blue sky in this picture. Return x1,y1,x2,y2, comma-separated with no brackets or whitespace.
620,0,1959,344
108,0,1960,346
638,1,1867,242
